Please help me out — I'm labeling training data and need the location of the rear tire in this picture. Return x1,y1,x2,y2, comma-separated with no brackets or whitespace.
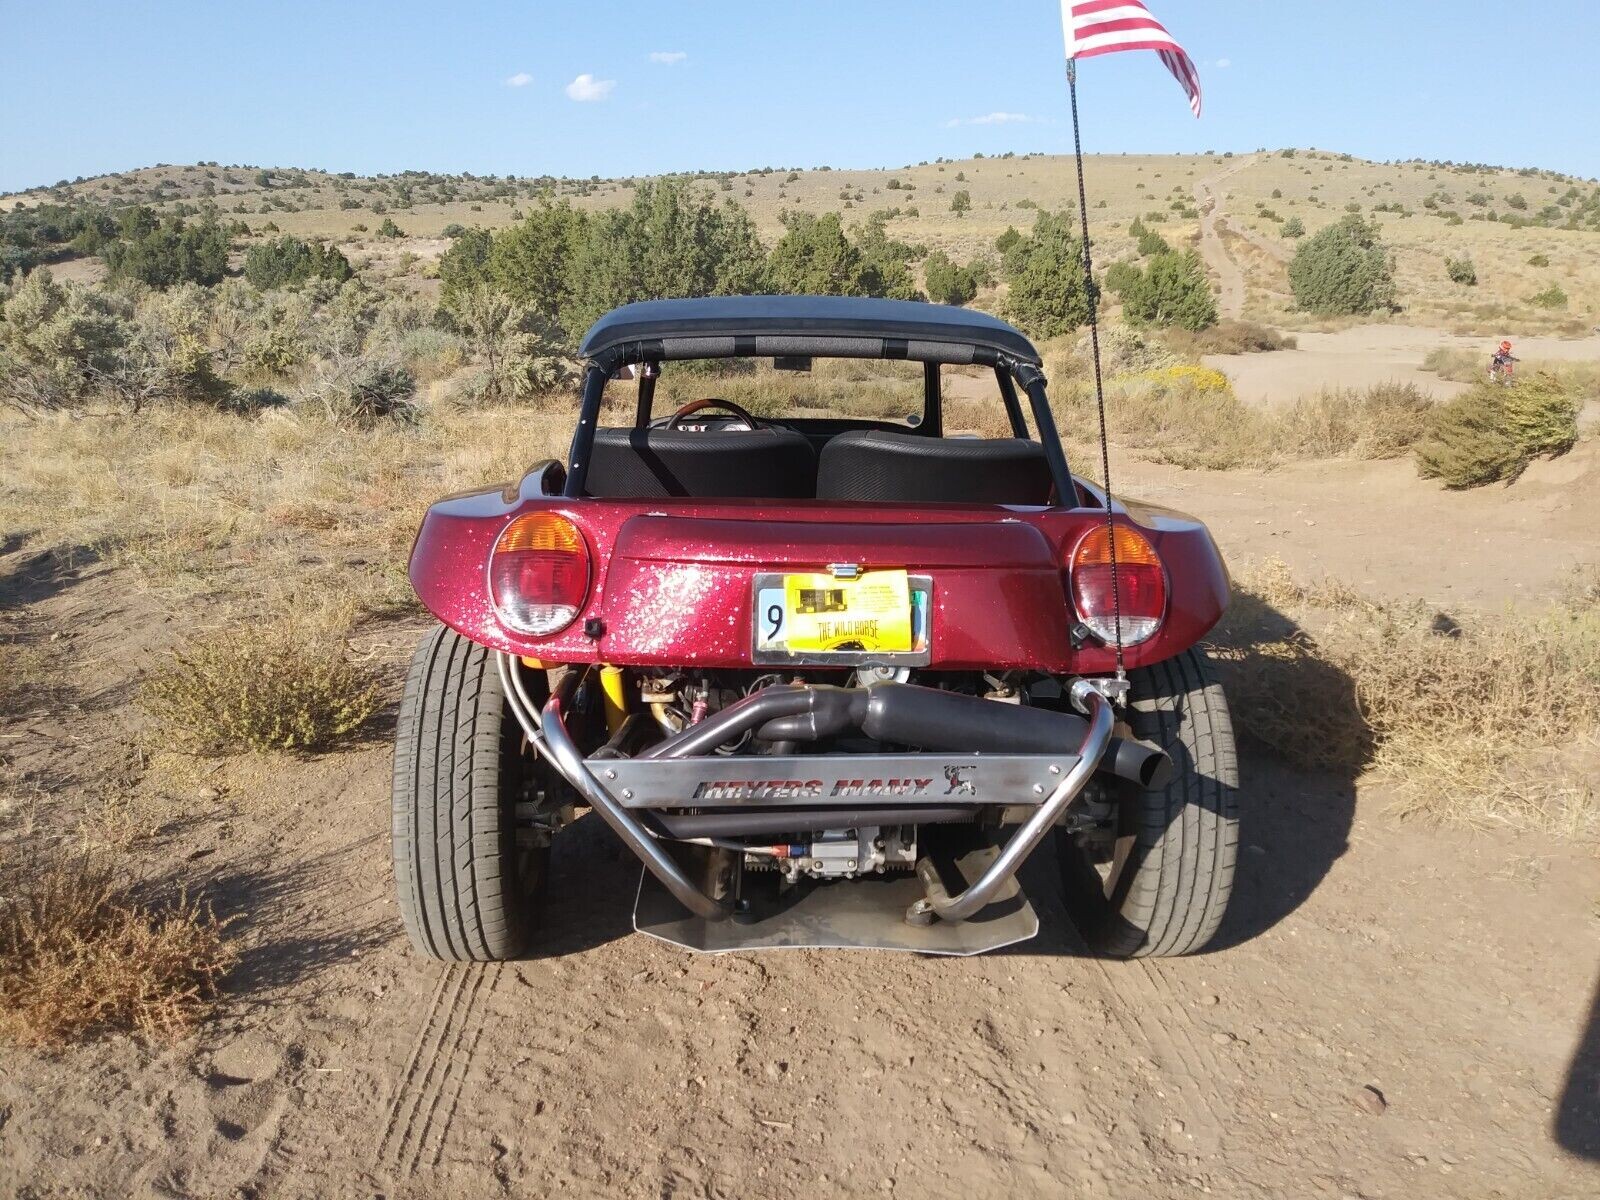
391,626,545,961
1058,646,1239,957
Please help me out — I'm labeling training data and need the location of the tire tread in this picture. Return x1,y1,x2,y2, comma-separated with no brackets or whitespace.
391,626,532,962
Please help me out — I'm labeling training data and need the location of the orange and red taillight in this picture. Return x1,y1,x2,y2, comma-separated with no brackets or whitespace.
1068,523,1166,647
488,513,590,637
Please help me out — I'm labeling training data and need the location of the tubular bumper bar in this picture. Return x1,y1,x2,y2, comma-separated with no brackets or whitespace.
497,655,727,921
497,657,1116,927
908,679,1113,924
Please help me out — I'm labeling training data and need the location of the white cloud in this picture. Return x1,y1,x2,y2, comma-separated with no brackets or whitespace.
1214,58,1232,69
565,73,616,102
945,112,1034,128
505,71,533,88
649,51,687,65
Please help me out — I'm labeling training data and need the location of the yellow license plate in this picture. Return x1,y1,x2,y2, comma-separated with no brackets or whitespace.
763,570,914,654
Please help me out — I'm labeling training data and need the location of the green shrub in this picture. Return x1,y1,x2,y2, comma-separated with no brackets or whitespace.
1281,216,1305,238
1415,375,1579,488
243,236,353,290
241,322,305,378
949,189,971,215
1136,228,1171,257
1288,214,1396,315
1117,251,1217,332
565,181,768,332
1529,284,1568,309
375,217,404,239
1528,253,1550,267
0,269,129,412
1002,210,1092,339
1103,260,1141,298
766,211,875,296
437,226,495,309
445,285,575,402
486,203,587,321
1501,375,1583,460
1445,256,1477,286
922,250,977,305
852,212,924,301
102,210,230,288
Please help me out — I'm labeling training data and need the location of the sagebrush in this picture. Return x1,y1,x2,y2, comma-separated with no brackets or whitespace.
0,846,234,1047
1414,374,1579,488
143,625,379,753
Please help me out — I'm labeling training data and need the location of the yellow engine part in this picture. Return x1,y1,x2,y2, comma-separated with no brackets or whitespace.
600,665,628,735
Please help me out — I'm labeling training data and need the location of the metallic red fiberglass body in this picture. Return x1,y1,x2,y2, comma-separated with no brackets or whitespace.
391,297,1240,962
408,470,1230,674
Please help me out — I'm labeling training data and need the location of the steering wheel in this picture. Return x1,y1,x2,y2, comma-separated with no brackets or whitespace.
666,397,763,430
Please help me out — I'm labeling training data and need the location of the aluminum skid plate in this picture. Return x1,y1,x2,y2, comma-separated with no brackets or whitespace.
633,844,1039,956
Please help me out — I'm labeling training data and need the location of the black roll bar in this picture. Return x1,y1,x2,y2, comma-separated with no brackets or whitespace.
563,364,609,499
994,366,1030,439
563,349,1077,510
1010,359,1075,508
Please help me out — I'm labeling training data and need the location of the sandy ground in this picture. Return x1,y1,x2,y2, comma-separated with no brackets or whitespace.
2,422,1598,1198
1119,440,1600,608
1208,326,1600,407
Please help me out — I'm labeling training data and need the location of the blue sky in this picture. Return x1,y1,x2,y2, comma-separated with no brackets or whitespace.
4,0,1598,193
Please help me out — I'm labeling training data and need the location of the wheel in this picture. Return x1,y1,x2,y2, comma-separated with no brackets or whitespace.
1058,646,1239,957
391,625,547,961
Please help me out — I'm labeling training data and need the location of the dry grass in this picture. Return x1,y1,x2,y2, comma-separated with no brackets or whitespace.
0,845,234,1048
0,628,52,720
1053,369,1432,470
142,619,379,754
1423,347,1600,399
1162,318,1298,357
1213,558,1600,836
0,403,569,615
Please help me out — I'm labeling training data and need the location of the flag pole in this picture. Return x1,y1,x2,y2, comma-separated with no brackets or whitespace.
1065,58,1126,685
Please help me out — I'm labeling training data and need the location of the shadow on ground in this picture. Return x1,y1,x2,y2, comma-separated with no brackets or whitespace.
181,834,395,1004
0,543,104,613
532,812,642,956
1556,969,1600,1160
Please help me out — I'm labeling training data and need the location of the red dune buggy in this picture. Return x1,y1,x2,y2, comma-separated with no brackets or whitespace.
393,296,1236,959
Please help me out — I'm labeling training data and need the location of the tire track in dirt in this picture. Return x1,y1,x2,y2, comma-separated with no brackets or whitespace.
373,964,495,1178
1089,959,1231,1151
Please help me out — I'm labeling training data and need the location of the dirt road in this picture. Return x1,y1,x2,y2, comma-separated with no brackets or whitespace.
2,448,1597,1199
1193,158,1256,320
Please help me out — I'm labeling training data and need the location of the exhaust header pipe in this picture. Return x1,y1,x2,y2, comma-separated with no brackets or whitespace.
643,682,1171,789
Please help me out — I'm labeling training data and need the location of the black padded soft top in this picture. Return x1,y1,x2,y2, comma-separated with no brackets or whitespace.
578,295,1041,367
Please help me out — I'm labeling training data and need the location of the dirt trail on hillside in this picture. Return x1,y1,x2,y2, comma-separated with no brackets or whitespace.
3,451,1598,1200
1193,158,1256,319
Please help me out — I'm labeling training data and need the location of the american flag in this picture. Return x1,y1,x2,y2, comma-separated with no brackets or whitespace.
1061,0,1203,117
